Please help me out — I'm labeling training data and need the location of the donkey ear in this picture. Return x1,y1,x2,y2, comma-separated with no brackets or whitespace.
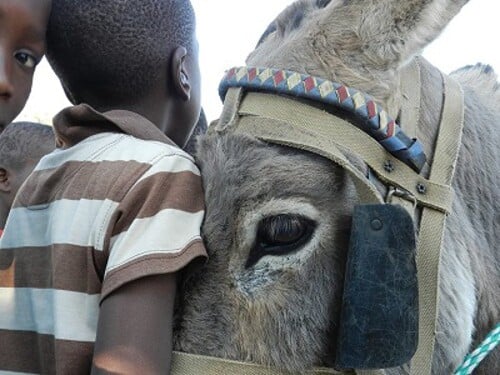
327,0,469,70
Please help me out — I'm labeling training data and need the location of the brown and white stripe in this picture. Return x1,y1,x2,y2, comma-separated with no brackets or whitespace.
0,131,207,374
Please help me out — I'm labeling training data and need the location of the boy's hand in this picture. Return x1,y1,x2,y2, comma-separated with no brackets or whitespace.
91,273,176,375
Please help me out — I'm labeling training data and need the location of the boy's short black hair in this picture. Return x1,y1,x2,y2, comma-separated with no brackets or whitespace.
46,0,196,106
0,122,55,169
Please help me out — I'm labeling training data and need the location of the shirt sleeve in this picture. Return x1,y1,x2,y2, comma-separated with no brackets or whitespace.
100,153,207,301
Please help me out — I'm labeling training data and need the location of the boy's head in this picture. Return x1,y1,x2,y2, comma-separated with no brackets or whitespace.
46,0,201,146
0,0,52,132
0,122,55,227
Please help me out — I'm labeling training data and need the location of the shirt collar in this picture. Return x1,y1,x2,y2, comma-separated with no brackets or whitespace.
53,104,176,148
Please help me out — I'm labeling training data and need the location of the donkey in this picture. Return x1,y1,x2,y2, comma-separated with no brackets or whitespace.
174,1,500,374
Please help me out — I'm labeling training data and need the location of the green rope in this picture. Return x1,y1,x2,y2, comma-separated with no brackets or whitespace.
454,323,500,374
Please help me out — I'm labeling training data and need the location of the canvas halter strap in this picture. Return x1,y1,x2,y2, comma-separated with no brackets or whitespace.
171,351,363,375
172,62,465,375
408,67,464,375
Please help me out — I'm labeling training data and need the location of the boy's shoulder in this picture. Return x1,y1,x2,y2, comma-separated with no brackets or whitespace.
16,130,201,221
111,133,200,175
52,104,199,168
113,133,194,162
37,132,199,179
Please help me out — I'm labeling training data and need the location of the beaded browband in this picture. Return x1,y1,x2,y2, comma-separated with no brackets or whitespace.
219,67,426,173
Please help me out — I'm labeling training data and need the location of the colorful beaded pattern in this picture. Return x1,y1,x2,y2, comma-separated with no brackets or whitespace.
219,67,427,173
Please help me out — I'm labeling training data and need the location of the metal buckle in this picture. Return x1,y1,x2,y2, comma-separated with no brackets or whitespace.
386,186,418,210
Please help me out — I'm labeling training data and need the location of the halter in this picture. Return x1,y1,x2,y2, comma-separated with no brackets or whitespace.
216,67,453,214
172,64,495,375
219,67,427,173
213,65,459,375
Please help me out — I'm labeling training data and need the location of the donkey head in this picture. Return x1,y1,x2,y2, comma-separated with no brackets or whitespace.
176,0,469,372
176,134,359,370
248,0,468,116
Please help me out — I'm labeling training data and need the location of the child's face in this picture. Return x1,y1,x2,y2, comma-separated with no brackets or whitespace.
0,0,51,131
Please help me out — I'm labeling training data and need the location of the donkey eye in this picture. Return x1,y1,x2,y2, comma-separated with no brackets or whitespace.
258,215,311,247
246,215,316,268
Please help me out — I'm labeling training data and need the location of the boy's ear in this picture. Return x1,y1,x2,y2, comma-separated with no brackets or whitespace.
171,46,191,101
0,167,11,193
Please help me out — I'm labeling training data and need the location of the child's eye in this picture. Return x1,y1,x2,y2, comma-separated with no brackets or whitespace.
14,51,39,69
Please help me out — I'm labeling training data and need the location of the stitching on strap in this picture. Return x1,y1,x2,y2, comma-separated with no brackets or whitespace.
219,67,427,172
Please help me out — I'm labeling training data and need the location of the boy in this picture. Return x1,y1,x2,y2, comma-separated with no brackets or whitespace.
0,122,55,235
0,0,52,132
0,0,206,374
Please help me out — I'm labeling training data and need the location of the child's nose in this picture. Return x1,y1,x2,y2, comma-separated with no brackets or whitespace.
0,52,14,98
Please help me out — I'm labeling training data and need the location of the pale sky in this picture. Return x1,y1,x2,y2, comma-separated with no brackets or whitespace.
17,0,500,124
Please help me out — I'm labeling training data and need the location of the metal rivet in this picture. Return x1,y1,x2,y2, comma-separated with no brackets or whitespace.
416,183,427,194
371,218,383,231
384,160,395,173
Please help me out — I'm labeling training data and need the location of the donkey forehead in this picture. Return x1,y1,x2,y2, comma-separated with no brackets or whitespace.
197,134,340,213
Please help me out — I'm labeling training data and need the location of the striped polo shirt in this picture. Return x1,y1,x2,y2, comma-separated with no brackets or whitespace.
0,105,206,374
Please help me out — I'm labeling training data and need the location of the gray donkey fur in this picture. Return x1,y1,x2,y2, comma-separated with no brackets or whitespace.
174,0,500,373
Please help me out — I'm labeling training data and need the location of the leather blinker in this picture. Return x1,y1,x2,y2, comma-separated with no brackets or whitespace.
335,204,418,370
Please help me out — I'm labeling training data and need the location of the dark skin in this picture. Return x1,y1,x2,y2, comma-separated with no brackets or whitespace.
92,273,176,375
0,0,51,131
86,42,202,149
90,37,201,374
136,45,201,148
1,1,199,372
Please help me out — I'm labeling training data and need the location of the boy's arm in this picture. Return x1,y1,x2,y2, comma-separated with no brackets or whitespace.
91,272,177,375
90,153,206,374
